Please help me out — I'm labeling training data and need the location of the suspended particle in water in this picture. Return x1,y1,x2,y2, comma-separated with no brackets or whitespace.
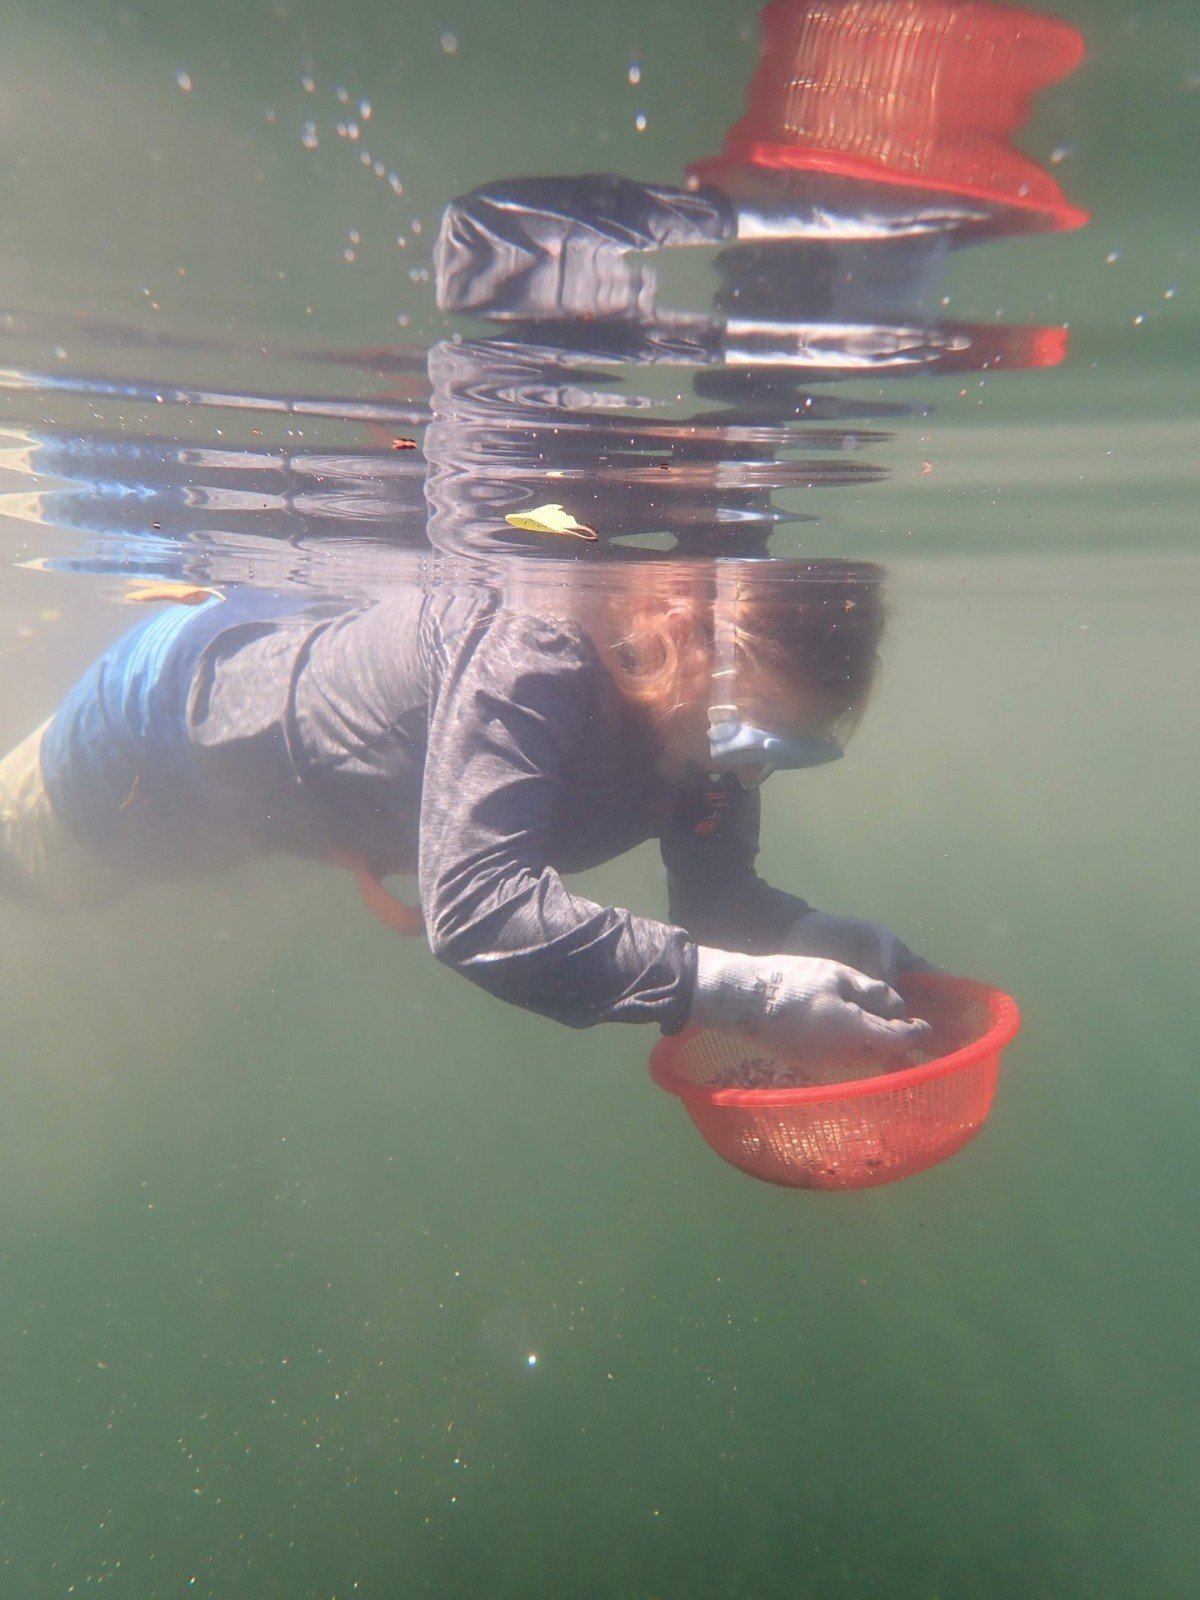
175,70,193,92
526,1353,538,1368
301,119,318,149
395,235,408,248
343,248,356,263
397,313,410,327
440,30,458,54
1105,250,1121,264
1163,286,1177,300
360,99,372,120
360,150,372,166
347,121,360,141
635,112,647,132
348,229,362,245
301,74,315,93
1132,313,1145,326
1050,142,1076,164
336,85,350,104
628,61,642,85
410,218,422,235
264,107,277,123
388,174,403,195
373,160,385,177
336,121,347,138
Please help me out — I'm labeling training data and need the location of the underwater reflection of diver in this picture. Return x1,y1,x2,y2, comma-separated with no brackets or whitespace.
4,0,1087,586
428,0,1086,559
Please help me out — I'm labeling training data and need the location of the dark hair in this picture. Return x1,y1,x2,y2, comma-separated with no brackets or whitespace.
730,560,885,726
606,559,886,732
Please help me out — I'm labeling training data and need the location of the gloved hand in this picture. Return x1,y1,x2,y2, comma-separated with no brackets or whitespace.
781,910,936,985
689,946,932,1079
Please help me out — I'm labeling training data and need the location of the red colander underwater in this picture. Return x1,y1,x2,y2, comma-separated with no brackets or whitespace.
650,972,1021,1190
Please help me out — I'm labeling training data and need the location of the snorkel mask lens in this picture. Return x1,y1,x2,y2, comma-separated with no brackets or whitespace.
707,704,843,787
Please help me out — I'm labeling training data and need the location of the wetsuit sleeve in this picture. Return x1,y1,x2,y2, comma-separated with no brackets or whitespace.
418,614,696,1030
434,174,735,319
659,778,813,956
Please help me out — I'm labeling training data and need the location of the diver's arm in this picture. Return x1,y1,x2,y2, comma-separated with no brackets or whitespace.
660,778,813,955
418,613,695,1030
434,174,735,320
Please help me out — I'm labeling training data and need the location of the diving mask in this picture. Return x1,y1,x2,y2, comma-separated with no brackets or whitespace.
707,703,843,787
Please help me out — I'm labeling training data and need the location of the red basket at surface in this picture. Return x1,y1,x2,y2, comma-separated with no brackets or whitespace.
649,972,1020,1190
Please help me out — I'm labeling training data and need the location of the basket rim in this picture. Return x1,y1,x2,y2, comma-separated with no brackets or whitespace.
649,971,1021,1109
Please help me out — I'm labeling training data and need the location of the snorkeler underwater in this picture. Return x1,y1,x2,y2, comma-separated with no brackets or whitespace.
10,1,1199,1597
0,0,1093,1182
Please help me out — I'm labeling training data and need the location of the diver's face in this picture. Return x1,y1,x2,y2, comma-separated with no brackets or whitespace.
654,667,840,789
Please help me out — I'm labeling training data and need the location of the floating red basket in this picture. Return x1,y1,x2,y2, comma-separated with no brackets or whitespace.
650,972,1020,1190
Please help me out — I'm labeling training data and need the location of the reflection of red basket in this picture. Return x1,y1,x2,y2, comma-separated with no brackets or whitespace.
687,0,1089,234
649,972,1020,1190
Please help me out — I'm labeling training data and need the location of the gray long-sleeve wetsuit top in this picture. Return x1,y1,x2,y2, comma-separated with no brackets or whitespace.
47,588,810,1032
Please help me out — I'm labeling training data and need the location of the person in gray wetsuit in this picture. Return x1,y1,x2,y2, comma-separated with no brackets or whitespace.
0,563,931,1077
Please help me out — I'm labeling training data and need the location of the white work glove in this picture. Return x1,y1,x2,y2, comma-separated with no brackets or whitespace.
781,910,935,985
689,946,932,1080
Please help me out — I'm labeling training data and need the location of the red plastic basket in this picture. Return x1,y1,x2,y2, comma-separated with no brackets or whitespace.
649,972,1020,1190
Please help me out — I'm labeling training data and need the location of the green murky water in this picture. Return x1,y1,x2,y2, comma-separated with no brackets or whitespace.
0,1,1197,1595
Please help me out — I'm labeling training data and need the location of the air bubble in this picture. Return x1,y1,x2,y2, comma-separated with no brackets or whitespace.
301,119,318,149
336,85,349,104
628,62,642,85
301,74,315,94
635,112,647,132
175,70,193,92
440,30,458,53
